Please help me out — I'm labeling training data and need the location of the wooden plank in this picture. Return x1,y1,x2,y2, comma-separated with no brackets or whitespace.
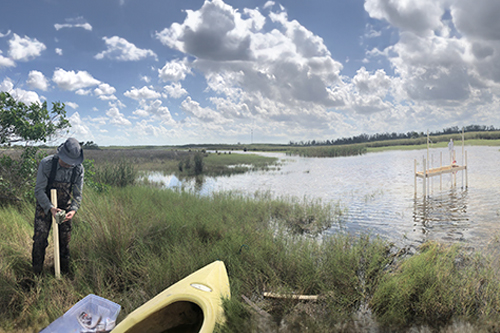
263,292,319,301
416,165,466,178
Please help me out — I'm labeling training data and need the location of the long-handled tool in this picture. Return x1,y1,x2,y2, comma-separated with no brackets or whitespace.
51,189,61,279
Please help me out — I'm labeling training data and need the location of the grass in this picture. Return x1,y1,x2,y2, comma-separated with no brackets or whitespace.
2,186,500,332
0,186,354,332
84,149,279,177
371,242,500,330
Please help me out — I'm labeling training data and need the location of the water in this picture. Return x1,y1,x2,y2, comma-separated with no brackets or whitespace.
145,146,500,248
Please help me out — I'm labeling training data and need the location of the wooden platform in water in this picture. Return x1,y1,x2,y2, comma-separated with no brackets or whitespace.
415,164,466,178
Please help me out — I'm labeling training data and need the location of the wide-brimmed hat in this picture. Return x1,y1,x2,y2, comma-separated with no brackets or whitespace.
57,138,84,166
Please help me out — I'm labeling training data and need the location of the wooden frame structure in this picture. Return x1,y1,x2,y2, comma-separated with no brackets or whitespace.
414,129,468,197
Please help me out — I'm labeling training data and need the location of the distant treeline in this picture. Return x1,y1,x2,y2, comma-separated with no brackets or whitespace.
290,125,500,146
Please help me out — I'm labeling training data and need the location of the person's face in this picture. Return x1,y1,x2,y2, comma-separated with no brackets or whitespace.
59,159,72,168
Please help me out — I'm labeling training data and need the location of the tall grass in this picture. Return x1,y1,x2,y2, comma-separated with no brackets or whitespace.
93,159,137,187
2,187,500,331
0,186,354,331
287,144,367,158
371,242,500,330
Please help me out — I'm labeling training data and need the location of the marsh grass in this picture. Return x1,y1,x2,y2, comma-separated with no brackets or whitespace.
2,186,500,331
85,148,279,178
288,144,367,158
0,186,353,331
371,242,500,330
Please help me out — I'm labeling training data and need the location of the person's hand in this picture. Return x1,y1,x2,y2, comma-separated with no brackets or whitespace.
50,207,61,218
64,210,76,222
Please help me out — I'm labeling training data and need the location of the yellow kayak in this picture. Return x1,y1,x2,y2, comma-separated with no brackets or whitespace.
112,261,230,333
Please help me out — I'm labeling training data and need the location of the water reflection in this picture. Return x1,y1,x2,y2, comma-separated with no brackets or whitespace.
413,188,469,243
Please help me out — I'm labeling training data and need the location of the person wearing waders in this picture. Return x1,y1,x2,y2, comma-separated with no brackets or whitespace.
32,138,84,276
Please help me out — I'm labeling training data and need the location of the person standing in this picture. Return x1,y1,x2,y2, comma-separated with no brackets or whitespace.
32,138,84,275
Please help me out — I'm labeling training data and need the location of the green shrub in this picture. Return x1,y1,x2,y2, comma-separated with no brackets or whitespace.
0,146,46,205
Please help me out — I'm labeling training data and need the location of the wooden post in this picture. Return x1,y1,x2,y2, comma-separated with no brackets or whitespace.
453,150,457,186
51,189,61,279
431,154,433,195
423,157,426,197
462,128,465,188
440,152,442,190
414,159,417,196
465,150,468,188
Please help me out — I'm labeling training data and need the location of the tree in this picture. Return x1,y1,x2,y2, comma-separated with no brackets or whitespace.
0,91,70,204
0,91,69,145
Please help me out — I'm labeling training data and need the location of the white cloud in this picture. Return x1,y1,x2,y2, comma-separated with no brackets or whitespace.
68,112,93,139
155,0,345,130
364,0,445,37
163,82,188,98
54,17,93,31
26,70,49,91
98,94,118,101
75,89,92,96
94,83,116,97
0,50,15,68
55,23,92,31
124,86,161,100
141,75,151,83
156,0,254,61
263,1,275,10
133,99,175,124
181,96,228,123
52,68,101,91
65,102,79,109
0,78,41,105
95,36,157,61
8,34,46,61
0,30,11,38
106,105,132,126
55,48,63,55
158,58,191,82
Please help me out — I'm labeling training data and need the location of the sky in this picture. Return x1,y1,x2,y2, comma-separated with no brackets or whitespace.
1,0,500,146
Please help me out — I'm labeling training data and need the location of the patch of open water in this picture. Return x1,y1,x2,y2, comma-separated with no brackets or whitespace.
145,146,500,249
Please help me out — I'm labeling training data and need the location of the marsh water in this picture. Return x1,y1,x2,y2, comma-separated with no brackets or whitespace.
146,146,500,249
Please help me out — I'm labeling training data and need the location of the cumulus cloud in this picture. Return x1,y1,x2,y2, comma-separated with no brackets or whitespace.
364,0,445,37
55,48,63,55
124,86,162,100
65,102,79,109
54,17,93,31
52,68,101,91
158,58,191,82
0,78,41,105
68,112,93,139
156,0,254,61
181,96,228,123
163,82,188,98
94,83,117,100
155,0,345,130
8,34,46,61
363,0,500,111
95,36,157,61
106,104,132,126
0,30,11,38
0,51,15,68
26,70,49,91
133,99,175,124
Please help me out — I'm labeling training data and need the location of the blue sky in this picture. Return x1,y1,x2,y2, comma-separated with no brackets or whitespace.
1,0,499,146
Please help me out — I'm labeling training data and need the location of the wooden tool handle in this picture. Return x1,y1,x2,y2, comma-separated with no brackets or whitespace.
51,189,61,279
